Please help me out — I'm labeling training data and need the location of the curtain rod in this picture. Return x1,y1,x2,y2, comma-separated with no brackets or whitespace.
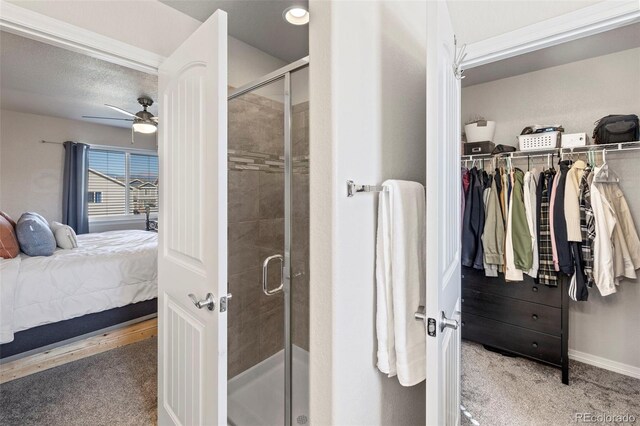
40,140,157,155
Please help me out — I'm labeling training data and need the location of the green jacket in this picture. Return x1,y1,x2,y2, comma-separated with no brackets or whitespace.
482,174,504,266
512,169,533,270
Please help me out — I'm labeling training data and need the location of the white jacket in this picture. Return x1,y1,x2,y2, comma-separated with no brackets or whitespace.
590,182,617,296
564,161,587,242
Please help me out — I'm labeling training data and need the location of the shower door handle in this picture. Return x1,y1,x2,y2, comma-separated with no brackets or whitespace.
262,254,284,296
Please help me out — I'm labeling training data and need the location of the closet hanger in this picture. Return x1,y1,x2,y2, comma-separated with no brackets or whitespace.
593,149,620,183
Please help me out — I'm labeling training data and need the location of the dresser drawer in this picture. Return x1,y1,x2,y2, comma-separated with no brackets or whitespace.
462,266,561,307
462,288,561,336
462,312,562,365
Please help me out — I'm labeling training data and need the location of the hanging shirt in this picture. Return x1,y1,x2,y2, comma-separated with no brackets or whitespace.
591,181,617,296
505,170,523,282
565,161,587,242
523,170,539,278
482,172,504,277
553,161,574,276
568,242,589,301
579,168,596,288
537,169,558,286
512,169,533,271
595,175,640,282
549,172,561,272
462,168,470,235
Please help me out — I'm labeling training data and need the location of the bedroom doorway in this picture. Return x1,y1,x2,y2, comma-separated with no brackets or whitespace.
226,58,309,426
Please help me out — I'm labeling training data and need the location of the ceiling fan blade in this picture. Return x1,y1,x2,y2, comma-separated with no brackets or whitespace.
105,104,137,117
151,117,159,123
82,115,134,121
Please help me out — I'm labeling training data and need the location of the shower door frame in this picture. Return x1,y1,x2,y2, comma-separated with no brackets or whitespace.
228,56,309,426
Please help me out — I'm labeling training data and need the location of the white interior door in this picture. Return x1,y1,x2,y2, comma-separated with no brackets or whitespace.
157,10,228,426
424,1,462,425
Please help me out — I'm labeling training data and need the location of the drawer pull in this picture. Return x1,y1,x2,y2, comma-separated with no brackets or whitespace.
532,342,538,349
532,314,538,321
532,286,539,293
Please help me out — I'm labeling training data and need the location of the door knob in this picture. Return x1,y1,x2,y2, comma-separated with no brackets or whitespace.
440,311,459,332
188,293,216,311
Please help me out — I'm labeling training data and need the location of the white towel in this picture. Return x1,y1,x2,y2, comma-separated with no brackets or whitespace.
376,180,426,386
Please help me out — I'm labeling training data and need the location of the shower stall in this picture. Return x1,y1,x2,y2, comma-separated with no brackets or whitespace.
226,58,310,426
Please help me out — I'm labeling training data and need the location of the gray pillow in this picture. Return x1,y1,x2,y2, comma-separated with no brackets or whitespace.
16,213,56,256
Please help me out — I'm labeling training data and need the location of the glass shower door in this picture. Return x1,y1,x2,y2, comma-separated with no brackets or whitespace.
227,77,287,426
227,59,309,426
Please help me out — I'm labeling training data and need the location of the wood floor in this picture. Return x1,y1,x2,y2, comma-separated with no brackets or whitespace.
0,318,157,384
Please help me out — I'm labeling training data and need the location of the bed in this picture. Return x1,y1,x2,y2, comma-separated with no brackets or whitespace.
0,230,157,357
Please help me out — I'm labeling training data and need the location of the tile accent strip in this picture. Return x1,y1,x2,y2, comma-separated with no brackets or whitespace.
228,149,309,174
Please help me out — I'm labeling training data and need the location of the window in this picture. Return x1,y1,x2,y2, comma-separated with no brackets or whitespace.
87,148,158,218
88,191,103,203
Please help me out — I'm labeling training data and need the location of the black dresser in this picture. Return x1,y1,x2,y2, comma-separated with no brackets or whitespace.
461,266,569,384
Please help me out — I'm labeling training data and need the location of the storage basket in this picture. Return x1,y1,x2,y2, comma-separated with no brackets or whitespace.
518,131,560,151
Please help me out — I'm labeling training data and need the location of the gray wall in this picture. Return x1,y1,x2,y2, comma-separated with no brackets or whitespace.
462,47,640,372
0,109,156,227
227,90,309,378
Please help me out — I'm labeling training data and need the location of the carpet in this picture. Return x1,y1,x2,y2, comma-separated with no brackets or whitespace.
2,337,639,426
0,337,157,426
461,341,640,426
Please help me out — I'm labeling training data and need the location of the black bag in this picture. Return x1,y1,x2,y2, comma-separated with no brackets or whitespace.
592,114,639,145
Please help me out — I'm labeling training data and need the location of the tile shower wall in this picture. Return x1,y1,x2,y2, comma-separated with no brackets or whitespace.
228,89,309,379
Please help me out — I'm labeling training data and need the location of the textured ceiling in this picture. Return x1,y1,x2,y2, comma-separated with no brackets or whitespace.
463,23,640,87
160,0,309,62
0,31,158,129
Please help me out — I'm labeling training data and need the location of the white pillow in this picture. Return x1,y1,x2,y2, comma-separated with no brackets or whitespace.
49,222,78,249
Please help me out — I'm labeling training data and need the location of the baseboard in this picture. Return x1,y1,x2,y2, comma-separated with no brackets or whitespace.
568,349,640,379
0,318,157,384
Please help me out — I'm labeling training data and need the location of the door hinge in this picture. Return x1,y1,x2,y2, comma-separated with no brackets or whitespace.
220,293,232,313
427,318,437,337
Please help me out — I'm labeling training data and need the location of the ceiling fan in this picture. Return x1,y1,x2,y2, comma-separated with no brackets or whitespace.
82,97,158,136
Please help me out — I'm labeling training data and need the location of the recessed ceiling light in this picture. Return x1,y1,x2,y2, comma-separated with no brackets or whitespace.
283,6,309,25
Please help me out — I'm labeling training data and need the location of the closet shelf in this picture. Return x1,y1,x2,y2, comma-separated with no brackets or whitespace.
460,141,640,162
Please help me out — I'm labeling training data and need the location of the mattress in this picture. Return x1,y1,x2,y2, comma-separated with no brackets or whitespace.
0,230,157,344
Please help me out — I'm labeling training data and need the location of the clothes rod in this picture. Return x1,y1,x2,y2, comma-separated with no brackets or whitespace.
560,141,640,155
461,148,559,162
347,180,387,197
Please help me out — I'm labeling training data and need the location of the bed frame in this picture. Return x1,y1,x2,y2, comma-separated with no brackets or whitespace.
0,298,157,360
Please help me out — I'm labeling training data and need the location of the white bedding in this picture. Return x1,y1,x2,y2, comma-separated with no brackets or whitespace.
0,230,157,344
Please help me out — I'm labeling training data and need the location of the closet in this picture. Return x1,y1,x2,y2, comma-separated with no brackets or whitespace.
459,22,640,384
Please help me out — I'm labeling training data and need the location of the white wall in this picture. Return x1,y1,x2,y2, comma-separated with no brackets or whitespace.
447,0,605,45
6,0,290,89
309,1,426,424
462,47,640,372
0,109,156,228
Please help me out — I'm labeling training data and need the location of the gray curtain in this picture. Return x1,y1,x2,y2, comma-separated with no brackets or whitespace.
62,141,90,234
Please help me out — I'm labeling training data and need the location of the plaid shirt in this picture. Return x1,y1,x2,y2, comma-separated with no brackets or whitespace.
537,169,558,286
579,168,596,287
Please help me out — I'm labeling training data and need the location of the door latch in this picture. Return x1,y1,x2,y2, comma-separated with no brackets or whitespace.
414,305,437,337
220,293,232,313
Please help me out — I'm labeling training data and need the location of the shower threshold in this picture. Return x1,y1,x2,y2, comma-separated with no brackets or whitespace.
228,345,309,426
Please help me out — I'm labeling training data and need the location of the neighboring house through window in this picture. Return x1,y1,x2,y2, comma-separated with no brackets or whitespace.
88,191,103,203
87,147,158,218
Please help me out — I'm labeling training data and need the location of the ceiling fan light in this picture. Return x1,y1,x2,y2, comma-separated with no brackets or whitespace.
133,121,157,134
